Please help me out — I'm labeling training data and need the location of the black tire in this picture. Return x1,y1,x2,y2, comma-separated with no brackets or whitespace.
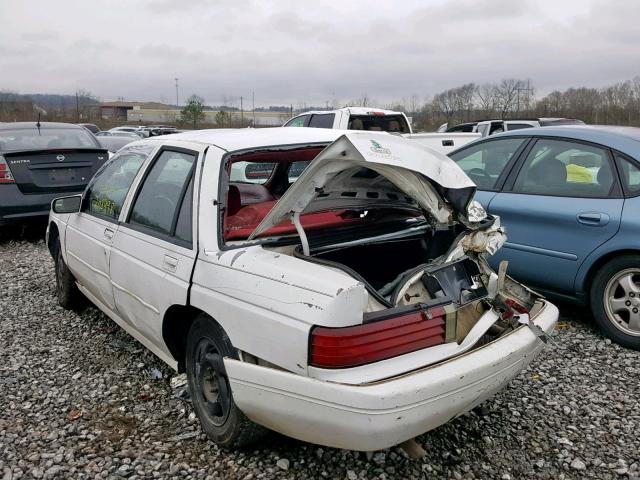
54,241,83,310
590,254,640,350
185,314,267,448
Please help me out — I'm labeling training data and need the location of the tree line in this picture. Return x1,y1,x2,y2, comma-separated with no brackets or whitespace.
383,76,640,130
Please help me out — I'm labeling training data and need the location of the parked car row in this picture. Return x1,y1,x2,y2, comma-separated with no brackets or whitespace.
2,117,638,453
439,117,585,136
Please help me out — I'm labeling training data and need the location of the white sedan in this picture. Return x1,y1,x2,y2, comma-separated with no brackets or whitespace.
47,128,558,452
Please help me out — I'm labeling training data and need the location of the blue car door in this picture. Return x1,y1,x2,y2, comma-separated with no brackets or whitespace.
486,137,624,294
448,136,532,210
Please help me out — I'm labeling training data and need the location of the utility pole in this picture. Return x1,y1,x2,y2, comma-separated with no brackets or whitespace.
252,91,255,127
515,80,533,115
240,96,244,127
75,91,80,122
174,78,179,107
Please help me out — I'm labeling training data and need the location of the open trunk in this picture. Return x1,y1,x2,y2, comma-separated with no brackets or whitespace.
288,228,543,371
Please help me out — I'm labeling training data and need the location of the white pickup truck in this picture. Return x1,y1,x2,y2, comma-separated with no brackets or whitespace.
284,107,480,154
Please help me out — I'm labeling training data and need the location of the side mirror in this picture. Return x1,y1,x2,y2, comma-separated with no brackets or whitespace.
52,195,82,214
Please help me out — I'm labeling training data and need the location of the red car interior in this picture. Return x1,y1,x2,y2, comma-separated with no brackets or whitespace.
222,147,364,240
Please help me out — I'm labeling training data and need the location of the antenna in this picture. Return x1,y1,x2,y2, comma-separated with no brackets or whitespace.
36,113,41,129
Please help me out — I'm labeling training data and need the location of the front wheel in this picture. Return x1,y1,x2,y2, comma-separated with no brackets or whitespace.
185,314,267,448
54,241,83,310
590,255,640,350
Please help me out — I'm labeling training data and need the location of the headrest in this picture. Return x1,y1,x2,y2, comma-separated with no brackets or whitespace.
597,165,613,187
350,119,363,130
528,158,567,187
227,185,241,216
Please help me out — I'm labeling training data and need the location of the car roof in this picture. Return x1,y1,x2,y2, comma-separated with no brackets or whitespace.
151,127,347,152
0,122,85,131
293,107,404,117
495,125,640,158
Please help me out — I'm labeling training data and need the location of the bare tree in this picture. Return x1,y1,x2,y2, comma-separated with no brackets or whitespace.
495,79,522,119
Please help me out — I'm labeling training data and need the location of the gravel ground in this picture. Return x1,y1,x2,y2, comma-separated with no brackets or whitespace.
1,228,639,480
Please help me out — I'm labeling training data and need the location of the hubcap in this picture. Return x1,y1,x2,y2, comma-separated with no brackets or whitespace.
194,340,230,426
604,269,640,337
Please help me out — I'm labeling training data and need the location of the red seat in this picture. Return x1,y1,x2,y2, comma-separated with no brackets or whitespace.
224,201,361,240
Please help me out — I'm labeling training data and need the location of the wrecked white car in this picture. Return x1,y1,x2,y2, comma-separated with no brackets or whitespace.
46,128,558,452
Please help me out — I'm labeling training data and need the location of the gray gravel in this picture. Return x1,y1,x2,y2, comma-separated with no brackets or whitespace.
1,230,639,480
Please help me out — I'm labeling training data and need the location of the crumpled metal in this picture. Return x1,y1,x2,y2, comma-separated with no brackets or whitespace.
460,222,507,256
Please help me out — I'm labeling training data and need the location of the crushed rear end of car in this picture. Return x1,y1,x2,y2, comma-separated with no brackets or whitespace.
220,132,559,450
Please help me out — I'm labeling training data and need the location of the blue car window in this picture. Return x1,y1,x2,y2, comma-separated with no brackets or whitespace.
513,139,614,198
449,138,525,190
616,154,640,196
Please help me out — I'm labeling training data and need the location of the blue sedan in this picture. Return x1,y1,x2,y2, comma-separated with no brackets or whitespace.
449,125,640,349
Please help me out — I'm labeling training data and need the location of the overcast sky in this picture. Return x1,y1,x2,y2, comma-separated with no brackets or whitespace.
0,0,638,107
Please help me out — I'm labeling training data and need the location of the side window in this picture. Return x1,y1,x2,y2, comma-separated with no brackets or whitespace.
230,161,276,184
284,115,309,127
506,123,534,131
83,145,151,220
174,176,194,244
308,114,335,129
128,150,196,239
513,139,614,197
288,160,310,182
449,138,526,190
615,153,640,196
476,124,490,137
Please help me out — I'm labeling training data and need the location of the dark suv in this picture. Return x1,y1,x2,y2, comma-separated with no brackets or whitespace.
0,122,108,225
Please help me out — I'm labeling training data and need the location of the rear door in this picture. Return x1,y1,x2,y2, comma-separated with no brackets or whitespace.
448,136,531,207
65,144,153,311
109,145,203,350
5,149,108,194
487,137,624,293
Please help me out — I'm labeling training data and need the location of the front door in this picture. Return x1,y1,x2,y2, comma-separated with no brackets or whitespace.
487,137,624,293
109,147,200,351
448,136,531,209
65,145,151,311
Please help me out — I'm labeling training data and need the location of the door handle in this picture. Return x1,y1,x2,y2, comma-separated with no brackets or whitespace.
104,227,114,240
577,212,609,226
163,255,178,269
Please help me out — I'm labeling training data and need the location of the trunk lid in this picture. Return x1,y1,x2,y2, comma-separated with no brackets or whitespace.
249,132,476,239
4,148,108,194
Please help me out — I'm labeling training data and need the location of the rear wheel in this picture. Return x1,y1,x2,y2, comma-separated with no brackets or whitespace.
54,241,83,310
590,255,640,350
185,314,267,448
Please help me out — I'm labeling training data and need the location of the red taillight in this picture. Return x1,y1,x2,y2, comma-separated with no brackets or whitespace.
367,111,385,116
310,307,447,369
0,156,15,184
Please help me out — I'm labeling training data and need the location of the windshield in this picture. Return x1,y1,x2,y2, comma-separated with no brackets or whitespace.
348,114,410,133
0,128,99,152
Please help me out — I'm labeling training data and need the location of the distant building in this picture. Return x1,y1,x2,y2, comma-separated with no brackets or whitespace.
128,107,287,126
101,101,289,126
100,101,177,120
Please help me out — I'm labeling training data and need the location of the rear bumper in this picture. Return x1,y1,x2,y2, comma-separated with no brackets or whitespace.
225,300,559,451
0,185,76,225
